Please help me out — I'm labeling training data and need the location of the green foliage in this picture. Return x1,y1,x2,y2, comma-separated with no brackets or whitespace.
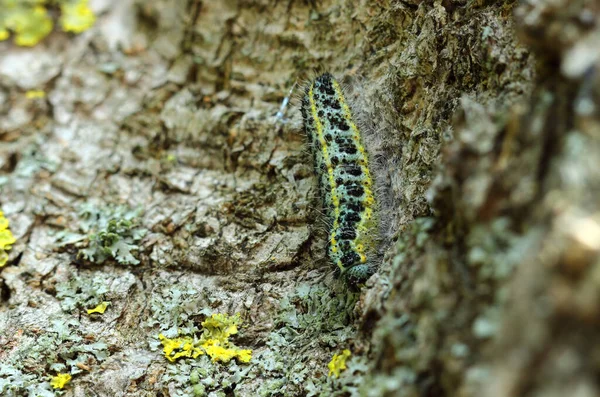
0,0,96,47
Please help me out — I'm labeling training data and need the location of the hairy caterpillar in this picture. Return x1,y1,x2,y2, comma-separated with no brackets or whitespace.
300,73,378,285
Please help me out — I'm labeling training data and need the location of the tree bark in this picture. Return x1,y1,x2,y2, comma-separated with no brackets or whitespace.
1,0,598,396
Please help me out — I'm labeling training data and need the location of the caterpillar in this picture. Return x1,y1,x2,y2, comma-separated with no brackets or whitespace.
300,73,378,285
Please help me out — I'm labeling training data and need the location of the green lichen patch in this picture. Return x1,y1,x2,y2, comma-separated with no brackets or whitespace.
57,203,147,266
0,316,108,396
244,283,366,396
142,277,366,396
0,366,54,397
79,217,146,265
144,279,256,396
160,355,252,397
274,283,356,337
55,272,110,314
145,278,209,337
308,354,370,397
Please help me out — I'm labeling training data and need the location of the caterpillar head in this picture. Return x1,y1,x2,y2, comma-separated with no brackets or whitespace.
344,264,374,287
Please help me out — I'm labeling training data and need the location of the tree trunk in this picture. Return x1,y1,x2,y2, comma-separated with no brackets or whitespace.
1,0,598,396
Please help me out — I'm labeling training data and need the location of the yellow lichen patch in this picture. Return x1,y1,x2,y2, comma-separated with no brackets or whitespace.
202,338,252,363
158,334,204,362
235,348,252,363
3,5,53,47
328,349,351,378
0,1,96,46
50,373,72,389
200,314,252,363
157,313,252,364
25,89,46,99
87,301,110,315
201,313,239,340
60,0,96,33
0,211,17,267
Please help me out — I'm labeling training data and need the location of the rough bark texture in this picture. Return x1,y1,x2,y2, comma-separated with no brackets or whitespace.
1,0,599,396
